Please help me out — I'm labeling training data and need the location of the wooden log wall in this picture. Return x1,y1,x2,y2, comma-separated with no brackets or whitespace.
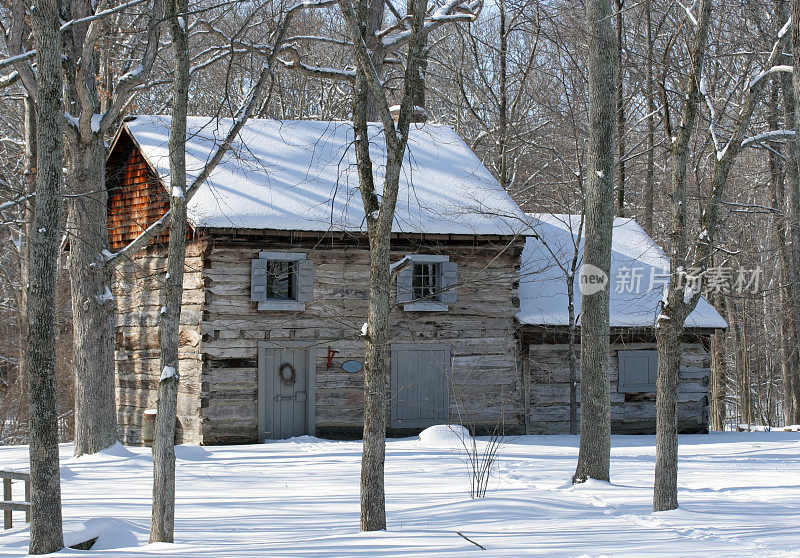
525,329,712,434
200,231,526,443
112,242,205,445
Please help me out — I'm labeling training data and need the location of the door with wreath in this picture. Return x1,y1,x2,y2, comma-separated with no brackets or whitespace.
257,341,315,440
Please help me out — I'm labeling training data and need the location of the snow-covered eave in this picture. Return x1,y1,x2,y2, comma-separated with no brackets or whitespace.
514,312,727,331
514,312,728,334
193,223,525,239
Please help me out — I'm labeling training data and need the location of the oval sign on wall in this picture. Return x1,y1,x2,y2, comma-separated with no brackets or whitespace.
342,360,363,373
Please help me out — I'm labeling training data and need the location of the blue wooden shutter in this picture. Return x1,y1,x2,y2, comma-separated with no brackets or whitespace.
296,259,314,303
439,262,458,304
618,350,657,392
396,266,413,303
251,258,268,302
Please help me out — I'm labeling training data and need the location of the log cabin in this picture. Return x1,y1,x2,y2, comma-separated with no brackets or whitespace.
107,116,528,445
518,214,727,434
107,117,725,445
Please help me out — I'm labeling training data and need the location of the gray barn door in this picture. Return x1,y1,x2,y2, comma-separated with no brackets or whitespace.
391,344,450,428
258,342,315,440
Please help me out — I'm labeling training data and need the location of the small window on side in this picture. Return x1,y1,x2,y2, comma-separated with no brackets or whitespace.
266,260,296,301
412,262,440,302
251,252,313,311
618,349,658,393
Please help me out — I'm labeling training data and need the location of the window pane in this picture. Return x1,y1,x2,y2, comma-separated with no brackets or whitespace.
412,263,440,301
266,260,295,300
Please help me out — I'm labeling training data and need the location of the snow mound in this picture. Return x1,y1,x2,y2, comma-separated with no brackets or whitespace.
64,518,139,550
98,441,137,457
418,425,471,448
175,445,212,461
60,465,76,479
72,441,138,462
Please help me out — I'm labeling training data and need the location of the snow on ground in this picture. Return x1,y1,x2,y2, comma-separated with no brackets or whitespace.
1,432,799,557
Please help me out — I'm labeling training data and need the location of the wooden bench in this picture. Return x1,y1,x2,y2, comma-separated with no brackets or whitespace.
0,470,30,529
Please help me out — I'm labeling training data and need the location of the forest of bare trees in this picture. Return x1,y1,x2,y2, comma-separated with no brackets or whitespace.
1,0,800,551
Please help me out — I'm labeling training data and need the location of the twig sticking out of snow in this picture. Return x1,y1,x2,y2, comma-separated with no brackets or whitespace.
457,531,487,550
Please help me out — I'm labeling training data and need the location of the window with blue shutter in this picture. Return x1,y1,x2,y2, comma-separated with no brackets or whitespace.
618,350,658,392
251,252,313,311
396,254,456,311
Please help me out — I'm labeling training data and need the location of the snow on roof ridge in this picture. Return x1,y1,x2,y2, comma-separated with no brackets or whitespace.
123,115,526,236
518,212,727,329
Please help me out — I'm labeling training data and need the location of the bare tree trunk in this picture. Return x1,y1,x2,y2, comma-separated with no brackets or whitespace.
653,0,711,512
60,0,163,457
573,0,617,484
643,0,655,233
26,0,64,549
787,0,800,424
567,275,578,435
17,95,36,414
614,0,625,217
68,140,118,456
363,0,386,121
780,72,800,424
360,233,390,531
710,324,727,430
654,319,683,509
339,0,428,530
151,0,189,543
767,62,795,425
498,0,509,189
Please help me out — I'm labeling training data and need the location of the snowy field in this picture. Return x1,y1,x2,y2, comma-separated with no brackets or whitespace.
1,431,799,557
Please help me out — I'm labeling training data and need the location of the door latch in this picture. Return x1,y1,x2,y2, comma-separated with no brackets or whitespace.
274,391,307,402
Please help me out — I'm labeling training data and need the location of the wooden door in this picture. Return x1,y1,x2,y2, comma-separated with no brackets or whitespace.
258,342,315,440
391,344,450,428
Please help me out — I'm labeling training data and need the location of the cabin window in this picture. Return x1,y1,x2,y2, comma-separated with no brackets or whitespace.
412,262,441,302
251,252,314,311
617,350,658,393
266,260,295,300
397,255,457,311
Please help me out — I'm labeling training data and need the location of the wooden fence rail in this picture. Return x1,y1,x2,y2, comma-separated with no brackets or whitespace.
0,470,30,529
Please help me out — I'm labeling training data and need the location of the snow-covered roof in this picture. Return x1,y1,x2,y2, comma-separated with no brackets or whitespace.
517,214,727,329
121,116,526,235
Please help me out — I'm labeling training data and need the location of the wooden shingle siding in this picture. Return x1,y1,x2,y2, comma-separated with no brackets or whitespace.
200,232,525,443
106,130,190,250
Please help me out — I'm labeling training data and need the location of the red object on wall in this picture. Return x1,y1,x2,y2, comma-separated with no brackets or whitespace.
326,347,339,369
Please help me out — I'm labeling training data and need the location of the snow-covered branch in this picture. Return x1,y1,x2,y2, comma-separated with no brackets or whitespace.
0,70,20,89
705,20,792,161
0,50,36,71
382,0,483,47
0,193,34,213
60,0,149,33
103,210,171,266
699,76,721,155
741,129,795,148
674,0,699,26
277,45,356,81
747,20,792,91
285,0,338,16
